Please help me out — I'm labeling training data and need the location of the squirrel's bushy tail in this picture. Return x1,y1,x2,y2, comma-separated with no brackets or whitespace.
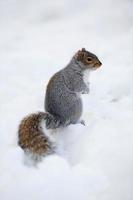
18,112,57,159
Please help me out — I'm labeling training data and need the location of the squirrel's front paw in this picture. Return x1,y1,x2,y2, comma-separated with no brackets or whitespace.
80,120,85,126
82,89,89,94
82,86,89,94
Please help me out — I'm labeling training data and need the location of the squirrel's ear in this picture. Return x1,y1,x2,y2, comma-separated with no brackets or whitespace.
75,50,85,61
81,48,86,52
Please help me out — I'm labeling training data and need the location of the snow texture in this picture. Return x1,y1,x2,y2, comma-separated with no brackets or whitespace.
0,0,133,199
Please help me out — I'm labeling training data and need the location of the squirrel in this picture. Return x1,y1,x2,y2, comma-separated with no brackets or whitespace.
45,48,102,129
18,48,102,160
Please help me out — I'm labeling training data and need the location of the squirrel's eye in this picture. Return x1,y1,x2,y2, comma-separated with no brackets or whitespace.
86,57,92,62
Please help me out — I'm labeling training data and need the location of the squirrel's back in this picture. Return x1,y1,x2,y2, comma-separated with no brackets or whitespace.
18,112,55,159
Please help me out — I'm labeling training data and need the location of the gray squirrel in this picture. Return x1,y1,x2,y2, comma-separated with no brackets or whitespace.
45,48,102,129
18,48,102,160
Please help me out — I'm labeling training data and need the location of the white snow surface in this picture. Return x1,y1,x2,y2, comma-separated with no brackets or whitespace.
0,0,133,199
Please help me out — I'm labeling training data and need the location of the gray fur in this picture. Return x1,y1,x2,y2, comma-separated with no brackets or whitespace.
45,58,89,129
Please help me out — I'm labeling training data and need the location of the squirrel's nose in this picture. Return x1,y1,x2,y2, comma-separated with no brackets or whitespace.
95,61,102,68
99,61,102,66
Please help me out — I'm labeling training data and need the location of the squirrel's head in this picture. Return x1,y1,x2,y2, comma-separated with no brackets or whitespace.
74,48,102,70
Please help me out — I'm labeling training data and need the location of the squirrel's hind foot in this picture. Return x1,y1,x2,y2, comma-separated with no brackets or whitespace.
80,119,85,126
71,119,85,126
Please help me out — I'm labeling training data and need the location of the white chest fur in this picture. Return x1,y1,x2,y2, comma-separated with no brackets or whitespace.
83,69,90,86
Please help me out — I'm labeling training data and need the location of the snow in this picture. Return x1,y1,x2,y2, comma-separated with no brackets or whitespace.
0,0,133,199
